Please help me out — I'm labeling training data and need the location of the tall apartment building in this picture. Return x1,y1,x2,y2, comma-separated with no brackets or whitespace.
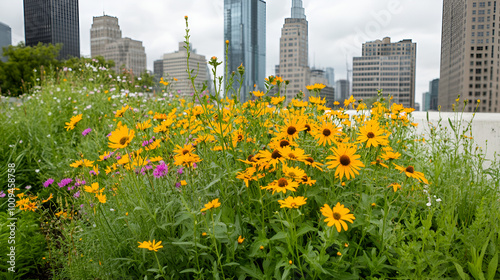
439,0,499,112
0,22,11,62
422,92,431,111
336,79,350,103
91,15,146,75
23,0,80,59
325,67,335,87
162,42,210,97
224,0,266,102
275,0,310,103
352,37,416,108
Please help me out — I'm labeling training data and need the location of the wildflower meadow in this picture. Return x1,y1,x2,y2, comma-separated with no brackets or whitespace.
0,18,499,279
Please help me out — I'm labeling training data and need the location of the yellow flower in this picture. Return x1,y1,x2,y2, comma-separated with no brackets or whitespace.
65,114,83,131
271,96,286,105
306,83,326,91
84,182,101,194
136,119,152,130
313,121,341,146
321,202,356,232
108,125,135,149
70,159,94,168
201,198,221,212
252,91,265,97
326,143,365,180
138,240,163,252
389,183,402,192
115,105,129,118
261,178,298,194
278,196,307,209
356,121,389,147
394,164,429,184
180,180,187,186
96,193,107,204
238,235,245,244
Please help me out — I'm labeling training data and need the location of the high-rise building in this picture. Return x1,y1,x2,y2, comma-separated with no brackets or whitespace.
429,78,439,111
91,15,146,75
90,15,122,58
439,0,499,112
0,22,11,62
336,79,350,103
23,0,80,59
224,0,266,102
352,37,416,108
162,42,210,97
275,0,310,103
422,92,430,111
325,67,335,87
310,68,334,106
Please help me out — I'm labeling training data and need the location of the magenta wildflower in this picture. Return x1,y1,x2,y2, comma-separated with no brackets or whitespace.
153,162,168,178
178,167,184,175
73,191,80,198
44,178,55,188
58,178,73,188
0,191,5,198
82,128,92,136
175,182,181,188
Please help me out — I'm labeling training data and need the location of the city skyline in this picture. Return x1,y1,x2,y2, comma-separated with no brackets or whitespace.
0,0,443,104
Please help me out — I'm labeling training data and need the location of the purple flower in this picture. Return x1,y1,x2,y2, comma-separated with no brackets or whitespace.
175,182,181,188
89,170,97,176
153,162,168,178
82,128,92,136
73,191,80,198
106,132,112,137
58,178,73,188
0,191,5,198
142,140,149,147
44,178,55,188
25,185,32,190
193,163,198,169
178,167,184,175
75,179,86,187
68,186,75,191
80,204,84,208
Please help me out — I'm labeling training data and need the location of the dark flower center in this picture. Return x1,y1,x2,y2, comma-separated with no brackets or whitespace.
182,149,189,155
271,150,282,159
367,132,375,138
288,172,296,178
306,157,314,163
333,212,341,220
287,126,297,135
288,153,297,159
278,178,288,187
323,129,331,136
247,154,256,162
340,155,351,166
119,136,129,145
301,175,308,182
305,124,311,132
280,140,290,147
405,166,414,173
237,135,243,141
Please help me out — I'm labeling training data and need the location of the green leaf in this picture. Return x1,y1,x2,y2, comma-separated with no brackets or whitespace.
270,231,288,242
486,253,498,280
454,262,470,280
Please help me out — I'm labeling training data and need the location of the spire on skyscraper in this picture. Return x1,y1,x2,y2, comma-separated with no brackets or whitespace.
291,0,306,19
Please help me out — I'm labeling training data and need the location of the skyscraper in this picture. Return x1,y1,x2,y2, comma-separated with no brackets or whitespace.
352,37,416,108
0,22,11,62
162,42,210,97
275,0,310,103
224,0,266,102
429,78,439,111
23,0,80,59
91,15,146,75
439,0,499,112
325,67,335,87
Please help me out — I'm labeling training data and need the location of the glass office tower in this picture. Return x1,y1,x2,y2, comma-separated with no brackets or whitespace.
24,0,80,59
224,0,266,102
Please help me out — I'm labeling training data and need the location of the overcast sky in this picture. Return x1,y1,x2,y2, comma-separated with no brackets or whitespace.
0,0,443,105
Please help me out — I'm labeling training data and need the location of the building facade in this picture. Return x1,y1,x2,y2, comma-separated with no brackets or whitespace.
429,78,439,111
24,0,80,59
0,22,11,62
422,92,430,111
325,67,335,87
336,79,350,103
275,0,310,103
352,37,416,108
90,15,121,58
90,15,146,75
162,42,210,97
224,0,266,102
439,0,499,112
